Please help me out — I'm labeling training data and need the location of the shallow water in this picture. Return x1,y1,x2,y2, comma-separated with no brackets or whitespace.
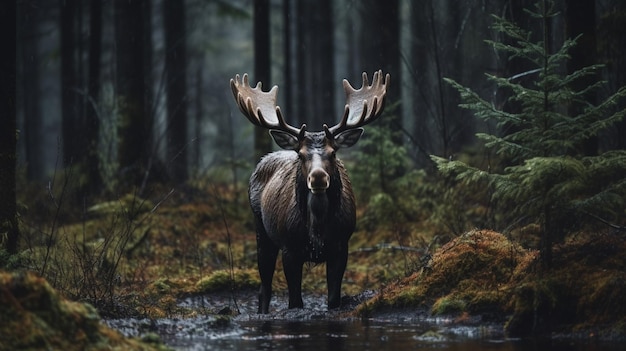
105,292,623,351
165,318,502,351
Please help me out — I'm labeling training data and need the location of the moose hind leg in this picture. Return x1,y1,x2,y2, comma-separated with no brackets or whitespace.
282,250,304,309
257,225,279,314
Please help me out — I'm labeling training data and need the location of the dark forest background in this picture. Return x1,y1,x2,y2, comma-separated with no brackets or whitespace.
11,0,625,194
0,0,623,262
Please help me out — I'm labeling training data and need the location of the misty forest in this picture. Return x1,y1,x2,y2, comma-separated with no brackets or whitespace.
2,0,626,350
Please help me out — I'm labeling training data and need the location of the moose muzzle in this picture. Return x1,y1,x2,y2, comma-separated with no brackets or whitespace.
308,168,330,194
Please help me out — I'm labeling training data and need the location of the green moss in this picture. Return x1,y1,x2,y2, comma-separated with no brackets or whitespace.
87,193,154,217
432,296,467,315
390,286,426,308
354,230,535,319
468,289,506,315
152,278,172,294
0,270,168,351
196,268,260,293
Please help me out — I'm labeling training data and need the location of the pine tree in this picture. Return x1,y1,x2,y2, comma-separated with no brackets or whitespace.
431,0,626,269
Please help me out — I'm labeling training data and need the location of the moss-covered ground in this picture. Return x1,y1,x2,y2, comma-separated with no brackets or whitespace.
0,270,171,351
354,229,626,339
2,178,625,346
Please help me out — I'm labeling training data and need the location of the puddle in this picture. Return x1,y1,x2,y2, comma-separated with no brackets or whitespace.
104,291,623,351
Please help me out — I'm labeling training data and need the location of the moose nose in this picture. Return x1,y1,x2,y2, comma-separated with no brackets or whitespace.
308,168,330,194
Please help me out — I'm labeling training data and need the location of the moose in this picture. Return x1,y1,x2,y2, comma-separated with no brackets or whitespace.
230,70,389,313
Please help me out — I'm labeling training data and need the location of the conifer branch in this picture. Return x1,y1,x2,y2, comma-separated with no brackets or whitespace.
582,211,626,232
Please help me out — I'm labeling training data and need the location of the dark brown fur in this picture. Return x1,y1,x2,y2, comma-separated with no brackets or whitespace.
231,70,389,313
249,131,357,313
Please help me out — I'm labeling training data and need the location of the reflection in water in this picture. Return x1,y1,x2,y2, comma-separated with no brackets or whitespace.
157,318,622,351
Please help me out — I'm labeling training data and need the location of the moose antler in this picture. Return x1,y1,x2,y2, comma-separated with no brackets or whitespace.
230,73,303,136
326,70,390,135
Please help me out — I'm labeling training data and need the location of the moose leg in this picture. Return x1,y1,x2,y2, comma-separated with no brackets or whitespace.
326,241,348,309
282,250,304,309
257,226,279,314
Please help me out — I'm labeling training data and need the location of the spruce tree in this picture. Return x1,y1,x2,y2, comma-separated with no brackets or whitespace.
431,0,626,268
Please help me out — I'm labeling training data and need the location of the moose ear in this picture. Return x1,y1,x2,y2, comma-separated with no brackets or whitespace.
269,130,300,150
334,128,364,148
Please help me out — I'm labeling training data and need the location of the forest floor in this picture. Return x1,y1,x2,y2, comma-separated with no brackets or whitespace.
3,181,626,349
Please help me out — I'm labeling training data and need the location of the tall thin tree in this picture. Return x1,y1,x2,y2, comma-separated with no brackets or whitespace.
85,0,103,194
253,0,273,161
19,1,43,181
60,0,81,167
358,0,401,144
164,0,188,183
282,0,293,120
0,0,19,254
114,0,148,186
295,0,334,127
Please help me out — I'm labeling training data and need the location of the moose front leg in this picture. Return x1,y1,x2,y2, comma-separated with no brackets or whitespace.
282,250,304,309
326,241,348,309
256,225,279,314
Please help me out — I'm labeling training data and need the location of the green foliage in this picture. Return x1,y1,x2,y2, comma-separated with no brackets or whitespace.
433,0,626,266
351,120,409,199
0,248,25,270
351,121,415,233
444,0,626,162
352,122,489,237
359,193,397,230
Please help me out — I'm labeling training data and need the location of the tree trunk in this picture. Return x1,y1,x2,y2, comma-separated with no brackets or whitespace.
410,0,430,154
60,0,78,167
282,0,293,121
140,0,154,191
358,0,401,144
19,2,43,181
295,0,334,128
163,0,188,183
86,0,102,194
114,0,147,186
1,0,19,254
253,0,273,160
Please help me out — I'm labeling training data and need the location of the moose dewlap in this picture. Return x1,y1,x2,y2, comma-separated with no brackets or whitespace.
230,70,389,313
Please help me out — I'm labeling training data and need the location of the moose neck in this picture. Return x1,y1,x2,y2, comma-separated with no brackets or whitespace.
295,160,343,260
308,192,328,231
307,192,328,261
